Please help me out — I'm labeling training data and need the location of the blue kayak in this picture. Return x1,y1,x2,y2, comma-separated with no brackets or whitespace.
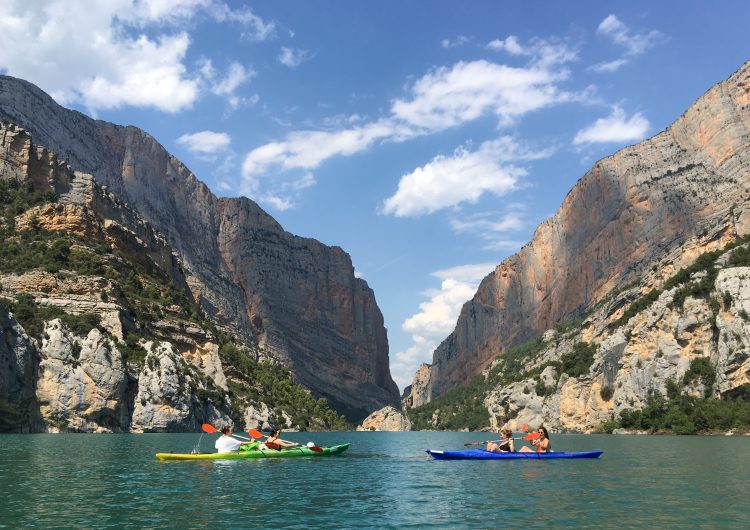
426,449,603,460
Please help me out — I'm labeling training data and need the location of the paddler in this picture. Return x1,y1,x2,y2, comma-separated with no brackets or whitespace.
519,426,551,453
215,425,256,453
263,428,299,450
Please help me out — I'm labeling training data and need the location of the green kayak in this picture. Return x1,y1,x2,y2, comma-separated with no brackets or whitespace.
156,443,350,461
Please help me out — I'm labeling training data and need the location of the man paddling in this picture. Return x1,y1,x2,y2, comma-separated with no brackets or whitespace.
215,425,256,453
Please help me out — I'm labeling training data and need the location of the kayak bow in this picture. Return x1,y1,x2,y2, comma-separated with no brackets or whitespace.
156,443,350,461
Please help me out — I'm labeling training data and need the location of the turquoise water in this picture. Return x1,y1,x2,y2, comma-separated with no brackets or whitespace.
1,432,748,528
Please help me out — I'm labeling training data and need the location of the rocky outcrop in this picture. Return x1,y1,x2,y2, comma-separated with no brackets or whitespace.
130,341,223,432
407,60,750,404
36,322,130,432
31,321,231,433
357,405,411,431
0,306,42,432
401,363,431,408
0,78,400,420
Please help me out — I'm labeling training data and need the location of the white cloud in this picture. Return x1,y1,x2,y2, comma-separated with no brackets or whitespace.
241,38,577,192
263,195,293,211
441,35,471,49
591,14,663,72
391,58,573,131
390,336,438,391
211,62,254,95
432,263,497,283
485,36,578,69
487,35,525,55
391,263,495,390
573,106,650,145
176,130,231,153
0,1,271,113
231,9,276,41
450,211,524,234
481,239,526,252
216,179,233,192
242,119,396,186
403,278,479,336
120,0,212,24
589,58,628,73
382,137,551,217
598,14,662,55
278,47,313,68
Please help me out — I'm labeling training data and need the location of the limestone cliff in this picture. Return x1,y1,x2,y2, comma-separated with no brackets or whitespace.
0,122,350,432
407,60,750,405
480,256,750,433
0,77,400,420
357,406,412,431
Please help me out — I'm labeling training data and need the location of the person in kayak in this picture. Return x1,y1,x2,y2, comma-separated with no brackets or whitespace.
263,428,299,450
215,426,256,453
519,426,551,453
486,429,514,452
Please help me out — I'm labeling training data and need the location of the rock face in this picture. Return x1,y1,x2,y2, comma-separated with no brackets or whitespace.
407,60,750,404
0,307,43,432
0,78,400,420
130,341,223,433
401,363,431,408
357,405,411,431
36,322,130,432
478,262,750,433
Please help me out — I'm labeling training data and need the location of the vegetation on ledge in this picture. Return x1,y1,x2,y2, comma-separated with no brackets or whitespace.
598,358,750,435
218,337,350,431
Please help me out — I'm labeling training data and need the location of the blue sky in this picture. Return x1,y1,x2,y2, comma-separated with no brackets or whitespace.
1,1,749,390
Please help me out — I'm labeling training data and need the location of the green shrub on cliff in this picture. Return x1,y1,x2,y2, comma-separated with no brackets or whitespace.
611,237,750,327
0,293,102,340
408,374,490,431
218,337,349,431
559,342,597,378
601,378,750,434
0,177,56,229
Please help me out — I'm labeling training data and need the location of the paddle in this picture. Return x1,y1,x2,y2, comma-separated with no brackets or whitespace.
248,428,265,439
201,423,254,441
463,432,540,447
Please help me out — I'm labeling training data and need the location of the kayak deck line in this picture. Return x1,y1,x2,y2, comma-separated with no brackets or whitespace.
426,449,603,460
156,443,351,461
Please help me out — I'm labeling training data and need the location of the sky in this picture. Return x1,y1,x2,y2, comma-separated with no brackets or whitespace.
1,1,749,391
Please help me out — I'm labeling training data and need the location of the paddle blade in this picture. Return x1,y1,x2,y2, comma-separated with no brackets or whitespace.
463,442,482,447
522,432,540,441
521,423,529,433
308,445,324,453
201,423,218,434
248,428,265,439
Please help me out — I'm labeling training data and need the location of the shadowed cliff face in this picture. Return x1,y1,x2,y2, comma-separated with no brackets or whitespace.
0,77,400,420
416,60,750,403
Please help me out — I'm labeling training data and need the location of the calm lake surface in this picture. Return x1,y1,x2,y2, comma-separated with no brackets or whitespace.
1,432,748,528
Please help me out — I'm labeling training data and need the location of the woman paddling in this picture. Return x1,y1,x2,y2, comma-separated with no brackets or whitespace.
486,429,514,452
519,426,551,453
263,428,299,450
